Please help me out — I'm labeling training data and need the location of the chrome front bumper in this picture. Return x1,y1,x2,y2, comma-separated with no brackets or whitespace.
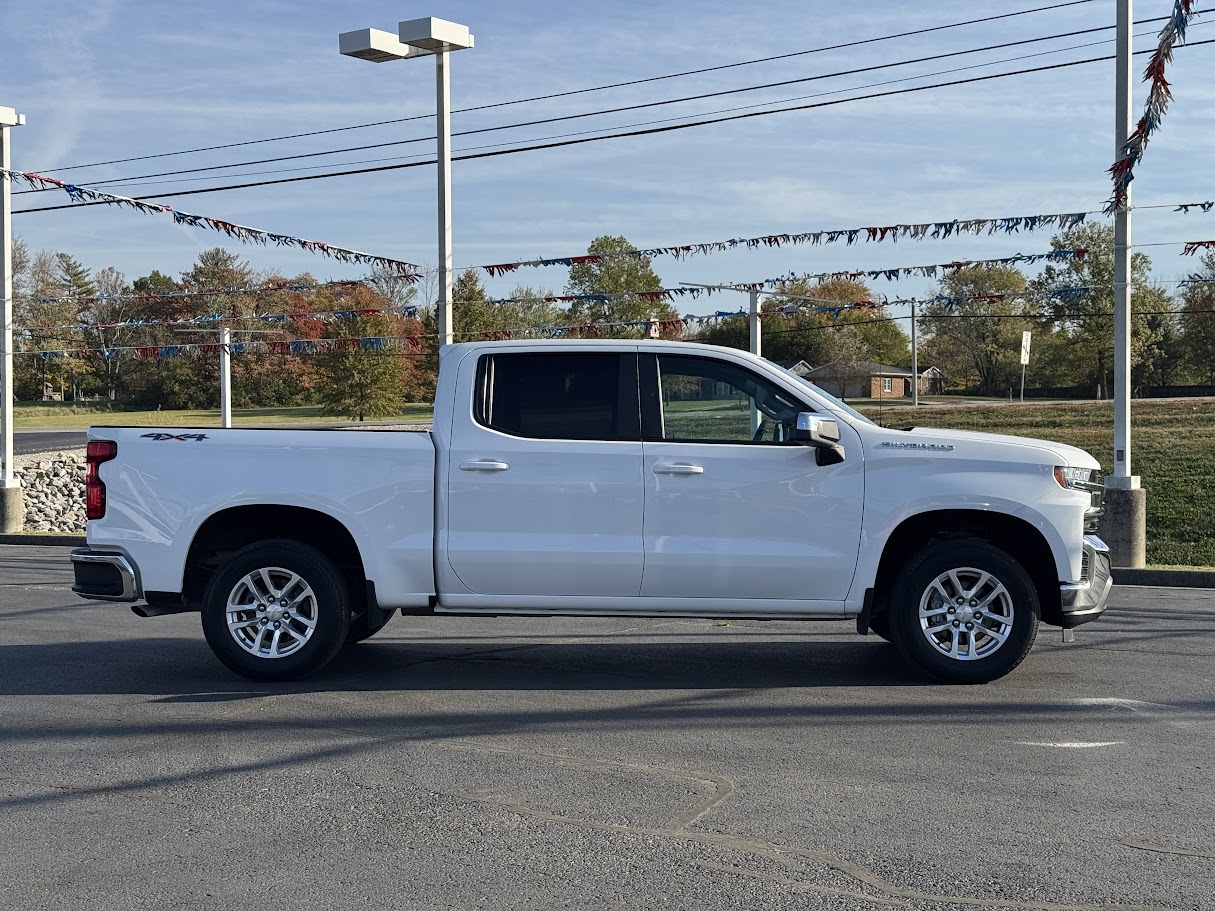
70,548,140,602
1058,535,1112,628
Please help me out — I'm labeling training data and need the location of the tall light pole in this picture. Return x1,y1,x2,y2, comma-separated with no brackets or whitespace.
1106,0,1146,568
339,17,474,348
1,104,25,534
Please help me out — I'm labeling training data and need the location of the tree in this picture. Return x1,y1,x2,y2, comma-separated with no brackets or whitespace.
1180,252,1215,385
54,252,96,299
1028,223,1169,395
566,235,677,333
694,278,906,369
919,265,1035,395
315,313,413,421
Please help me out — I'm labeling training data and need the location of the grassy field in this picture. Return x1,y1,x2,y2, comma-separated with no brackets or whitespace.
859,399,1215,567
14,402,435,428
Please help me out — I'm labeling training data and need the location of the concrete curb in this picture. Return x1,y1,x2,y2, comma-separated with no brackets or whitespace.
1113,568,1215,588
0,534,86,546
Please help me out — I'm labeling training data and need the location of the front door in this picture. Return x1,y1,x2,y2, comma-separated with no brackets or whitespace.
639,353,864,602
445,349,644,598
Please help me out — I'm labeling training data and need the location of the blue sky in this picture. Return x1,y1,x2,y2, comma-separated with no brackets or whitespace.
2,0,1213,316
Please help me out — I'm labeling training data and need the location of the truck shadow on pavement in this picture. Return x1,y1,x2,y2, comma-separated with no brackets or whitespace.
0,633,936,697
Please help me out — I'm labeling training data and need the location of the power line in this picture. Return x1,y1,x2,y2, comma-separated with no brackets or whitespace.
17,40,1215,216
20,15,1174,195
42,0,1101,174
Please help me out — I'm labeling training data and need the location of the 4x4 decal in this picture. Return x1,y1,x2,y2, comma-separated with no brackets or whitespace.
140,432,209,441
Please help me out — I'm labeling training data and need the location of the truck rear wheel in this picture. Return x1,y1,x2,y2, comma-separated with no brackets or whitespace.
201,539,350,681
888,539,1039,684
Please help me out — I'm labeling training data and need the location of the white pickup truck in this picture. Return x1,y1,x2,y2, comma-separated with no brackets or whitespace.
71,340,1111,684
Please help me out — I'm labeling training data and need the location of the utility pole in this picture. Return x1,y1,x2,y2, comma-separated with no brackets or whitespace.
219,327,232,428
749,289,762,435
910,301,919,407
1,105,25,534
1106,0,1146,567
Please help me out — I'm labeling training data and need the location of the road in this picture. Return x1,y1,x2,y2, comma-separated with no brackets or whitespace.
1,545,1212,911
13,430,87,456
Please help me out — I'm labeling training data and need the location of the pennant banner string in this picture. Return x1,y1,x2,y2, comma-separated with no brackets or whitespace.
1105,0,1199,214
23,303,421,335
478,212,1094,277
1,167,421,278
750,248,1088,288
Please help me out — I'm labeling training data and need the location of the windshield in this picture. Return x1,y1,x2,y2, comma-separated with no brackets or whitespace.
766,360,876,426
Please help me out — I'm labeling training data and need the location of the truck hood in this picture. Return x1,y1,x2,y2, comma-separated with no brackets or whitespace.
887,426,1101,469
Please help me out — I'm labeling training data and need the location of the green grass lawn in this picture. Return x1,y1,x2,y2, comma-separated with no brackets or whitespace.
15,402,435,428
859,399,1215,567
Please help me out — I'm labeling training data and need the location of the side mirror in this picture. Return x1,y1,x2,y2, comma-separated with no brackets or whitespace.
793,413,846,466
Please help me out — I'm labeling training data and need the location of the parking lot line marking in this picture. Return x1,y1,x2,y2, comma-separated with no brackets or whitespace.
1015,741,1124,748
1068,698,1174,712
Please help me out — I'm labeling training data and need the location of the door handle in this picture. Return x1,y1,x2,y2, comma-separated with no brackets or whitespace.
459,460,510,472
653,463,704,475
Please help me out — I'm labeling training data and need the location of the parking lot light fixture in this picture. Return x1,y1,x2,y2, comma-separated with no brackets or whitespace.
338,17,475,348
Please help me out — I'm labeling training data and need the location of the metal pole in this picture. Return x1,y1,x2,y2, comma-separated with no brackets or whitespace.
749,290,762,435
436,50,454,347
1104,0,1146,568
219,327,232,428
0,107,25,534
910,301,919,407
1020,364,1026,404
1112,0,1134,485
748,290,761,358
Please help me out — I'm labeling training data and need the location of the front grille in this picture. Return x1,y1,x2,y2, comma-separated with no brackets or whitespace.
1080,549,1091,581
1078,472,1104,535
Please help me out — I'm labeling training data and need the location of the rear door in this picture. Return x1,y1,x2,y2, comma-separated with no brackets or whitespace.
444,350,644,597
639,353,864,602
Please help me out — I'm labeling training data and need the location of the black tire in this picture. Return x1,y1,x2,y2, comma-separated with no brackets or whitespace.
888,539,1039,684
344,610,392,645
201,539,351,681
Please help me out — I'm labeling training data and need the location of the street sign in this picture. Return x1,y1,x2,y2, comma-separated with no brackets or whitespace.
1020,330,1032,366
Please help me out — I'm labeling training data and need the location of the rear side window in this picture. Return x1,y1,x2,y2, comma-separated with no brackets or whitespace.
476,353,639,441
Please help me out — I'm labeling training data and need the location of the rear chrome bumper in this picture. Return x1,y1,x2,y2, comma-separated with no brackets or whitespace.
1058,535,1112,628
70,548,140,602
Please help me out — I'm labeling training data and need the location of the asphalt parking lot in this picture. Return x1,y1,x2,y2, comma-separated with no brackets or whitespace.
1,545,1212,911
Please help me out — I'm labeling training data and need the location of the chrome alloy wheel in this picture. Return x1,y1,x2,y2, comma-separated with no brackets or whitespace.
225,566,318,659
918,567,1015,662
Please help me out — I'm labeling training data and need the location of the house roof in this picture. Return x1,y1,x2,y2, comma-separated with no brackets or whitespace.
806,361,938,378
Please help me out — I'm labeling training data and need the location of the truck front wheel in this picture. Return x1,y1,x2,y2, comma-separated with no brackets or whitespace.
201,539,351,681
888,539,1039,684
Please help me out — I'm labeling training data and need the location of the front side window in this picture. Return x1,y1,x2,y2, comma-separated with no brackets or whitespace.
650,355,806,444
476,353,638,441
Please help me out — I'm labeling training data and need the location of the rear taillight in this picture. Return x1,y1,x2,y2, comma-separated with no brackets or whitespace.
86,440,118,521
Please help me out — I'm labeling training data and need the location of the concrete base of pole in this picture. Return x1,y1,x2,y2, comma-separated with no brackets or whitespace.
0,485,24,534
1103,485,1146,568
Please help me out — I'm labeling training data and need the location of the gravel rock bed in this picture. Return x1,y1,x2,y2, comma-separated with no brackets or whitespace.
13,451,87,533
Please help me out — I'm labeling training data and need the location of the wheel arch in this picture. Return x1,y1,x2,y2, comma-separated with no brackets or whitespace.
870,510,1063,628
183,505,368,609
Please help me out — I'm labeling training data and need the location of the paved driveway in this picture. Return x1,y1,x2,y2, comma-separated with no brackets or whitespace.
1,545,1212,910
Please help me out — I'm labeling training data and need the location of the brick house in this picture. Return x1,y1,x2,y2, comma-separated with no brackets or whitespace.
803,362,944,399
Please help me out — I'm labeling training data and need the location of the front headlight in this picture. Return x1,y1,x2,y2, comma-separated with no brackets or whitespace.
1054,466,1101,490
1054,466,1105,534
